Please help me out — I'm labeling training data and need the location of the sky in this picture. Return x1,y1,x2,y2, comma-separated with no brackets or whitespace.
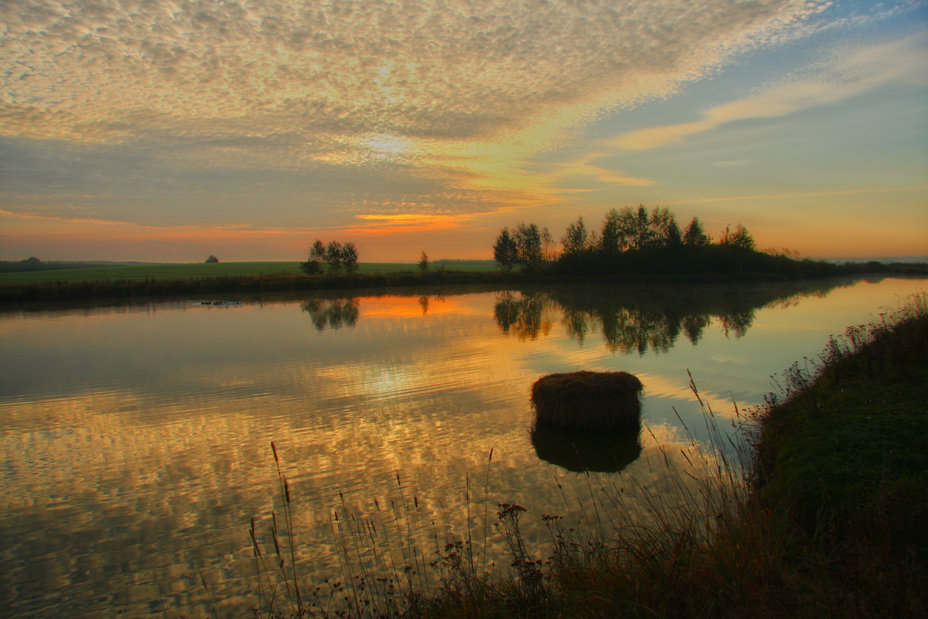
1,0,926,263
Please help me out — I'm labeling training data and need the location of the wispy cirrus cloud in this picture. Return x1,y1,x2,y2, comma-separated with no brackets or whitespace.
611,32,928,151
1,0,833,225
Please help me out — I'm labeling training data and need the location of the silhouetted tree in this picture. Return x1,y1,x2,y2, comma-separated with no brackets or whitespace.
205,254,219,263
647,207,678,248
683,217,710,247
561,216,589,256
300,239,326,274
541,226,558,261
665,217,683,247
514,223,544,268
494,228,519,271
325,241,343,272
630,205,654,249
719,224,755,251
601,205,675,252
311,239,326,260
341,242,359,273
419,251,429,272
600,208,626,254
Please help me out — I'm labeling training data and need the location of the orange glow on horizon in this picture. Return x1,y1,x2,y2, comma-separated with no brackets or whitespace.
1,198,926,262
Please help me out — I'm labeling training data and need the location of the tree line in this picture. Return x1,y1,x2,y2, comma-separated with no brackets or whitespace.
301,239,359,274
494,205,758,273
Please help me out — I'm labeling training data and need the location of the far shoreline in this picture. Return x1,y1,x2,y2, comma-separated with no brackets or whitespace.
1,257,926,307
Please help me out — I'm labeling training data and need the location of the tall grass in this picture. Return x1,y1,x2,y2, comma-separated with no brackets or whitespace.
247,389,751,617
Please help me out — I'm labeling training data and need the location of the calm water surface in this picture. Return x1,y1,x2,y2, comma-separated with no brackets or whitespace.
1,277,924,616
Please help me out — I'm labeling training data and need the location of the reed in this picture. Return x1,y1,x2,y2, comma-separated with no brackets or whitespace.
531,371,643,431
246,390,747,617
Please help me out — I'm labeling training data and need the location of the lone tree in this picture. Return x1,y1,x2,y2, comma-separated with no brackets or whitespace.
205,254,219,263
493,228,519,271
419,251,429,272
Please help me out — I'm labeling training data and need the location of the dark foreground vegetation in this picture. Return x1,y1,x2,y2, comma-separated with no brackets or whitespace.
245,294,926,618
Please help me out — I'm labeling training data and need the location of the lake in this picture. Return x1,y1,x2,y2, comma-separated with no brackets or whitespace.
1,276,925,616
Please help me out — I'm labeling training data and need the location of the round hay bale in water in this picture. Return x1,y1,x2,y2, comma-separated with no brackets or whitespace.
531,371,643,431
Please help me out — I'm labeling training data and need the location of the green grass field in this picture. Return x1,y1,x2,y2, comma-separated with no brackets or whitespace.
0,261,497,285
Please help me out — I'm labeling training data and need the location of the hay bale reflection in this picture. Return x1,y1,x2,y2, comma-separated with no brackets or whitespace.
531,424,642,473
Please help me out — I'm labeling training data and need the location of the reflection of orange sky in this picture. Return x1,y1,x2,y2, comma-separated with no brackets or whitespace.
360,295,473,318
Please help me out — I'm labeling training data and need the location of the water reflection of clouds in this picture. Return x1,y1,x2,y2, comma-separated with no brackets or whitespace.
4,278,925,615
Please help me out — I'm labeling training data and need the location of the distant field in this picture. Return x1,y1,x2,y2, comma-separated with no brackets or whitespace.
0,261,496,285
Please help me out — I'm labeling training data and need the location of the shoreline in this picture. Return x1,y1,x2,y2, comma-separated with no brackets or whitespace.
2,260,926,305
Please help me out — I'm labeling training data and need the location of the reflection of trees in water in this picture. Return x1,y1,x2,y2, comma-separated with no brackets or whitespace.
494,280,850,355
494,292,555,340
683,313,710,345
418,294,444,315
301,298,360,331
598,307,683,354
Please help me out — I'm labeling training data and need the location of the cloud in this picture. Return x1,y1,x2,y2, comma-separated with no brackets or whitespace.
542,152,656,188
1,0,841,229
611,32,928,150
1,1,831,147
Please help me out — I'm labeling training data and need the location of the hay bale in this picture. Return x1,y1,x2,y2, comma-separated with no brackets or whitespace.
531,371,642,431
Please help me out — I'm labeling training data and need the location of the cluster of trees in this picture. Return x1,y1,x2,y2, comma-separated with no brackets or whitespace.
494,205,757,271
492,223,557,271
301,239,359,274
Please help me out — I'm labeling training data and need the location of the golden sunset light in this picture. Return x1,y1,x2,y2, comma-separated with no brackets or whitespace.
3,4,927,615
1,0,924,262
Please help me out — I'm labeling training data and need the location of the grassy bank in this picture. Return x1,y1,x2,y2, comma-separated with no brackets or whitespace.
746,295,928,617
496,295,927,617
243,295,927,618
0,261,478,285
1,256,924,304
0,260,500,285
0,264,511,304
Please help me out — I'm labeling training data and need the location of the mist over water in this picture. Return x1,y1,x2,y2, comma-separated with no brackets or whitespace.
1,276,924,616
